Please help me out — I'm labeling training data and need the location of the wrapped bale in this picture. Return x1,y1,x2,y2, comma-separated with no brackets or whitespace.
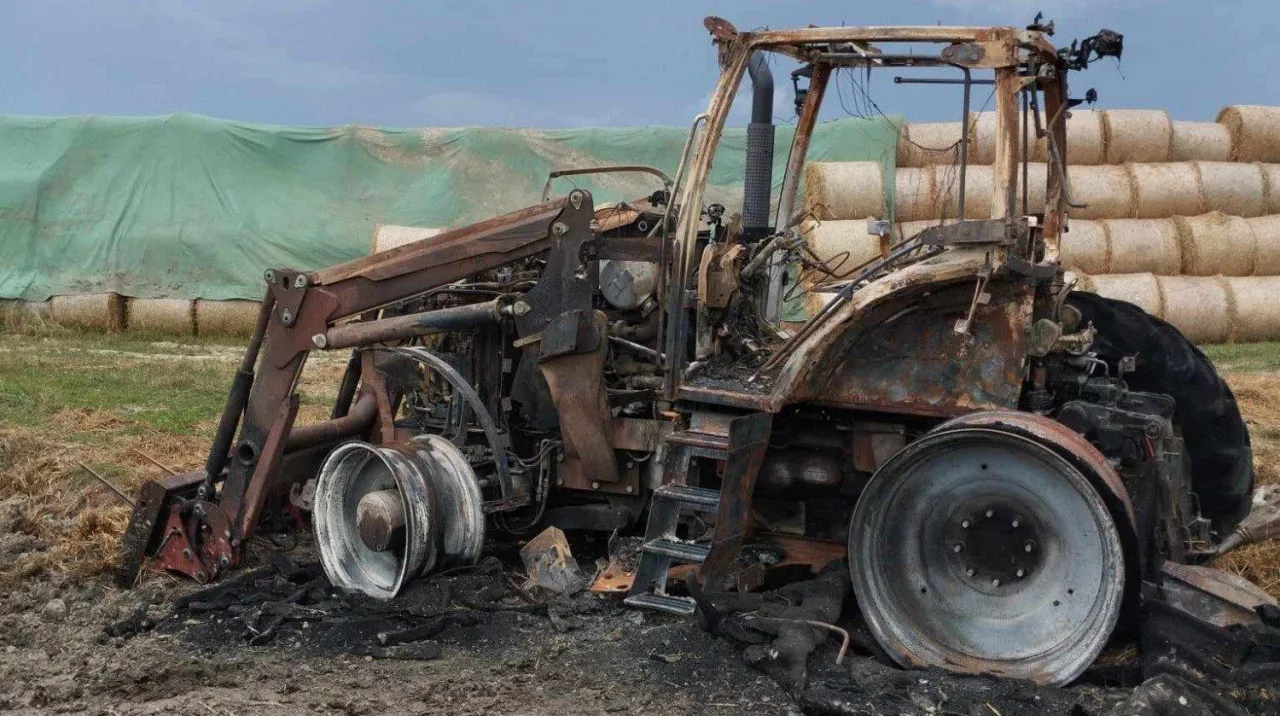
896,122,970,167
1196,162,1266,218
1071,165,1134,219
1104,218,1182,275
372,224,444,254
1088,273,1165,318
126,298,196,335
1223,276,1280,342
1246,215,1280,275
1102,110,1173,163
1059,220,1111,275
1170,121,1232,162
1126,162,1205,218
51,293,125,332
804,162,886,220
1156,275,1232,344
195,300,262,338
800,219,884,276
892,167,936,222
1173,212,1257,276
1216,105,1280,162
930,164,993,220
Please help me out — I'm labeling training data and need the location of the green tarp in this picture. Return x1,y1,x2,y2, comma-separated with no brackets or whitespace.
0,112,898,302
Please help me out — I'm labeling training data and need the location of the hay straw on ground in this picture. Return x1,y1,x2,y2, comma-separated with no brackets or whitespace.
804,162,885,221
1170,121,1233,161
1246,215,1280,275
1217,105,1280,162
1126,162,1205,218
1222,276,1280,342
800,219,883,277
195,299,261,338
50,293,125,332
125,298,195,335
1217,372,1280,594
1103,110,1173,163
1060,220,1111,274
1104,218,1182,275
371,224,444,254
892,166,936,222
1173,212,1258,276
1071,165,1135,219
1197,161,1267,218
1156,275,1232,344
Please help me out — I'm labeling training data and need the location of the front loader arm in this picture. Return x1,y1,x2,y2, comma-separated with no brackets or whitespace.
117,195,585,587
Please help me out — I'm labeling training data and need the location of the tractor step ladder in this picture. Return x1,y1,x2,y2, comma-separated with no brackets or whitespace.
624,414,771,616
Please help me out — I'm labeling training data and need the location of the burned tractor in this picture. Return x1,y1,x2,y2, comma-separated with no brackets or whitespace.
117,18,1270,686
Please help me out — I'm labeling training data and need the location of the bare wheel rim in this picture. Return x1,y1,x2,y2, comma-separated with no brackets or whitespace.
849,427,1124,686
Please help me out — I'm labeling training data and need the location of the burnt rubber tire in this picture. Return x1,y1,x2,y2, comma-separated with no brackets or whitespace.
1066,292,1253,531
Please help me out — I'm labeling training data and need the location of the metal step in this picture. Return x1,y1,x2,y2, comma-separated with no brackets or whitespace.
664,429,730,454
652,483,721,509
623,592,697,616
642,537,710,563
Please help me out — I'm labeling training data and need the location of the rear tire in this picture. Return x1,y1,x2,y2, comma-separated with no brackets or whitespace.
1066,292,1253,531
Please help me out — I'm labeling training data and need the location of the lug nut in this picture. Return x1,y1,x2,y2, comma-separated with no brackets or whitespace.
1011,518,1021,528
961,519,971,529
953,544,963,553
1016,568,1026,578
1024,540,1036,553
965,568,975,577
985,509,995,518
991,578,1001,587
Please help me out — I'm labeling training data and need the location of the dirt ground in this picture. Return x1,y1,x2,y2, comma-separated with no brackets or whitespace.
1,330,1279,714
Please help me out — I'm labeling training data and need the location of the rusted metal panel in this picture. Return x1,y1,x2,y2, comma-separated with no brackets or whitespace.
611,417,672,452
816,280,1032,417
699,413,772,587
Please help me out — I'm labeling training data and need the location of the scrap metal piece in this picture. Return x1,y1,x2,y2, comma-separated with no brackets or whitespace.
521,526,588,595
1214,485,1280,557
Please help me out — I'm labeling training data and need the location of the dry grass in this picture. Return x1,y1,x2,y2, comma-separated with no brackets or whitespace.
1216,371,1280,594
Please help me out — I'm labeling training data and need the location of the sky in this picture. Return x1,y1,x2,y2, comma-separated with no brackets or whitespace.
0,0,1274,129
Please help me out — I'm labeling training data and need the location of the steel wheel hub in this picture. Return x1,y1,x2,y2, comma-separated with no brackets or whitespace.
849,426,1125,686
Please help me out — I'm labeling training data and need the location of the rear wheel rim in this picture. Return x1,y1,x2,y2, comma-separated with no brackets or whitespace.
849,427,1124,686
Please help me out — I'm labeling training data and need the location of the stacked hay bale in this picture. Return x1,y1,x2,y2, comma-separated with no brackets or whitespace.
803,105,1280,343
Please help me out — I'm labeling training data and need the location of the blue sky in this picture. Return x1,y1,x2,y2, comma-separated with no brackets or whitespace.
1,1,1273,128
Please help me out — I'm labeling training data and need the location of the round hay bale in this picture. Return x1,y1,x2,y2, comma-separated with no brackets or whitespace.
1216,105,1280,162
1059,220,1111,274
1026,110,1107,165
1102,110,1173,163
1196,162,1266,217
930,163,992,220
803,291,839,319
968,112,998,165
1173,212,1257,276
1089,273,1165,318
804,162,886,220
371,224,444,254
892,166,937,222
1103,218,1182,275
195,300,262,338
1,300,52,327
800,219,883,274
1246,215,1280,275
897,122,969,167
1071,165,1134,219
1064,270,1092,292
894,123,913,167
1155,275,1232,344
1222,276,1280,342
1259,163,1280,215
126,298,195,335
1126,162,1205,218
1170,121,1232,162
1014,162,1050,215
51,293,125,332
